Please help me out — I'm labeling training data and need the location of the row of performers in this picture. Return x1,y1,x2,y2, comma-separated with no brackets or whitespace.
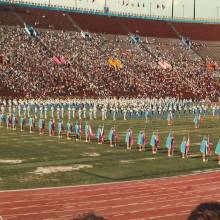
167,112,203,128
1,117,220,164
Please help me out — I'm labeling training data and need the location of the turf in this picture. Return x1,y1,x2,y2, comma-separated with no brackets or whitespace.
0,115,220,190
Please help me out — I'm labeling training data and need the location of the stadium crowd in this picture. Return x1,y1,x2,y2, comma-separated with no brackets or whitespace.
0,25,220,100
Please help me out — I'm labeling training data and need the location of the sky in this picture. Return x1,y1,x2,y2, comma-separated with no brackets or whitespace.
12,0,220,20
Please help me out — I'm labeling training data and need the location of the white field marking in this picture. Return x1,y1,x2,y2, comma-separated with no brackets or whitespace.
1,169,220,193
81,152,100,157
31,164,93,175
0,159,23,164
120,160,134,164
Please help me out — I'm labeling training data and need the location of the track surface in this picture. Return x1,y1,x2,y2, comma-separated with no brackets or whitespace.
0,171,220,220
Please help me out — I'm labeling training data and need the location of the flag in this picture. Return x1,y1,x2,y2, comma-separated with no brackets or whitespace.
158,61,172,70
100,126,105,144
24,23,38,37
186,136,190,154
52,56,62,65
60,56,67,65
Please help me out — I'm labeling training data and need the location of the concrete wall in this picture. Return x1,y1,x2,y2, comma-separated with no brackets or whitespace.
1,0,220,20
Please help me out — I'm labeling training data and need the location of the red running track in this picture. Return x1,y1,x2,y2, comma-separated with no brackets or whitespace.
0,171,220,220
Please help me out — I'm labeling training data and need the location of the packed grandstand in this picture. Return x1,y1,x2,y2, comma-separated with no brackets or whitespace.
0,1,220,101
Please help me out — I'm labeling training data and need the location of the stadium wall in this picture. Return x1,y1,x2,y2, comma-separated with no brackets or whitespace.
1,0,220,24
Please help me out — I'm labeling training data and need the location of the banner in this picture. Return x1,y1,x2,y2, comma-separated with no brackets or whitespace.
108,58,123,70
158,60,172,70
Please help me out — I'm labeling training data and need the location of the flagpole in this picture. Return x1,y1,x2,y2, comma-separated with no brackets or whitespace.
193,0,196,20
171,0,174,19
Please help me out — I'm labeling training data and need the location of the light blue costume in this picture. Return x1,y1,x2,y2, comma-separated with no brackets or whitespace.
85,123,89,135
193,115,199,126
108,128,114,141
12,116,16,126
20,117,24,127
48,120,52,131
180,137,187,154
29,117,33,126
66,122,71,133
137,132,144,145
125,130,132,144
38,119,43,129
200,137,208,154
150,132,157,147
58,122,62,133
96,127,102,139
74,124,80,135
215,139,220,155
166,132,172,149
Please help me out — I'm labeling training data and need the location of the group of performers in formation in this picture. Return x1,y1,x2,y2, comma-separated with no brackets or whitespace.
1,98,220,122
0,110,220,165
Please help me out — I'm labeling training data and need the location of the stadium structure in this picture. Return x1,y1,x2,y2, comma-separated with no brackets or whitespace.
1,1,220,220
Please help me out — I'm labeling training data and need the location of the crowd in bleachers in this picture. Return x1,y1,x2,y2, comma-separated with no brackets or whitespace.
0,25,220,100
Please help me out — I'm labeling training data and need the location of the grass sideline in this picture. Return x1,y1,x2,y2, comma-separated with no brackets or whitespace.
0,115,220,190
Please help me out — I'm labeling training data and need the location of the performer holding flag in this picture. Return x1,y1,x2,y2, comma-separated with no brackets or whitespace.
167,111,174,126
166,131,175,157
137,131,146,151
200,136,211,162
150,130,159,154
180,135,190,159
109,126,118,147
215,139,220,165
97,124,105,144
194,113,203,128
125,128,134,150
85,122,94,142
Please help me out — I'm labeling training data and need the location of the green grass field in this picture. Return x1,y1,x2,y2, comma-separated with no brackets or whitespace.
0,115,220,190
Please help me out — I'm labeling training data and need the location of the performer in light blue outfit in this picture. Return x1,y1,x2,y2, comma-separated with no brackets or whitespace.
20,116,25,131
74,122,80,141
150,131,159,154
137,131,145,151
38,118,43,134
193,115,199,128
215,139,220,165
0,112,4,127
12,115,16,130
200,136,209,162
57,121,62,138
180,137,187,159
96,125,104,144
6,113,10,129
29,116,34,133
166,131,175,157
125,128,133,150
109,126,117,147
167,111,173,126
66,121,71,140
